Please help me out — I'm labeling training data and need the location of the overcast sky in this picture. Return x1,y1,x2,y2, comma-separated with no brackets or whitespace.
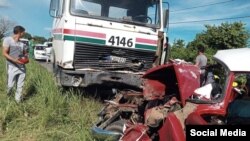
0,0,249,44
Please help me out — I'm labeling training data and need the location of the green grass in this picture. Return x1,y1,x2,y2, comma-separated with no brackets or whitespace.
0,48,102,141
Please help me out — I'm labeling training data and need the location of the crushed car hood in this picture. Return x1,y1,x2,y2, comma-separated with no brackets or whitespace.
143,61,200,106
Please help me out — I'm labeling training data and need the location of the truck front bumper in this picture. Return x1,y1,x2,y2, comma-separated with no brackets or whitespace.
57,69,143,88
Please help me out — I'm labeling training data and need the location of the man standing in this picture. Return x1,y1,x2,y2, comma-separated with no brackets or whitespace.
195,45,207,86
2,25,28,103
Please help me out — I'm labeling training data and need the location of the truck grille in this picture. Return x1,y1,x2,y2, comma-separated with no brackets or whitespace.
74,42,155,72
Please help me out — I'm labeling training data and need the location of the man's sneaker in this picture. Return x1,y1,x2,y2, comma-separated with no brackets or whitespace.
15,99,21,103
15,97,23,103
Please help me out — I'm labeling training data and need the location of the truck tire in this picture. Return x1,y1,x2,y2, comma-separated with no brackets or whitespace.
51,49,62,87
105,120,125,134
50,49,57,74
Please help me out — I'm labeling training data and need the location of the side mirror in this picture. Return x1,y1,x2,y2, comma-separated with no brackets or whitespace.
163,9,169,29
163,37,170,64
49,0,59,18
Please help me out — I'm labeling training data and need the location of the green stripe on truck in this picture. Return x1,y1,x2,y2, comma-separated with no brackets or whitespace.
135,44,157,51
64,35,106,45
53,34,63,40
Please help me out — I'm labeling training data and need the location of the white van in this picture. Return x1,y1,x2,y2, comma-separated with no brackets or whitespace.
19,38,29,46
43,42,53,47
34,44,48,60
44,42,53,62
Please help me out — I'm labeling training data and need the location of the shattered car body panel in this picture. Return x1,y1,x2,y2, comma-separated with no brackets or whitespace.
120,124,151,141
173,63,200,105
142,62,200,105
93,48,250,141
92,60,200,140
119,62,200,141
158,112,185,141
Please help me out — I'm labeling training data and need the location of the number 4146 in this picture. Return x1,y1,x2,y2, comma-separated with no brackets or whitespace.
108,36,133,47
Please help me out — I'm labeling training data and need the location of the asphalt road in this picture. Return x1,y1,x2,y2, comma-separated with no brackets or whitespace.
37,60,53,73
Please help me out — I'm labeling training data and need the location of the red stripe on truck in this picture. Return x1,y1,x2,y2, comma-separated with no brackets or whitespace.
136,38,157,45
53,28,63,34
63,29,106,38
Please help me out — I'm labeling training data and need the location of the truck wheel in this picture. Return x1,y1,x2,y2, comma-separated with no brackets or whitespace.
51,49,57,74
51,49,61,87
52,60,59,75
105,120,125,134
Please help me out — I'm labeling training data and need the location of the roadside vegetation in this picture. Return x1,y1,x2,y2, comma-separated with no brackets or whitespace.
170,22,250,64
0,48,102,141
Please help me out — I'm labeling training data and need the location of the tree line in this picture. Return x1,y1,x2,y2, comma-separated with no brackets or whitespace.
170,22,249,64
0,16,51,44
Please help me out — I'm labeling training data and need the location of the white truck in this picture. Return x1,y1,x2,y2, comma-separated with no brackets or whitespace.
49,0,169,88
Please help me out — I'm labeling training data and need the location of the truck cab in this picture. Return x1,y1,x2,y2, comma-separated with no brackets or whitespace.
49,0,169,88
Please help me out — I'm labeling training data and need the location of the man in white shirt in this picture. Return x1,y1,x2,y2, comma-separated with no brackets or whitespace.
2,25,28,103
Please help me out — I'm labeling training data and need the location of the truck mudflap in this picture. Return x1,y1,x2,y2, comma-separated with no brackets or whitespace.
57,68,143,88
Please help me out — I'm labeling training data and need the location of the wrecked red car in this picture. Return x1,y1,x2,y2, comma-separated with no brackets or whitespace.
92,48,250,141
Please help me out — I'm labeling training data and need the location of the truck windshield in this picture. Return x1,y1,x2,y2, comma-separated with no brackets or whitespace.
70,0,161,28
